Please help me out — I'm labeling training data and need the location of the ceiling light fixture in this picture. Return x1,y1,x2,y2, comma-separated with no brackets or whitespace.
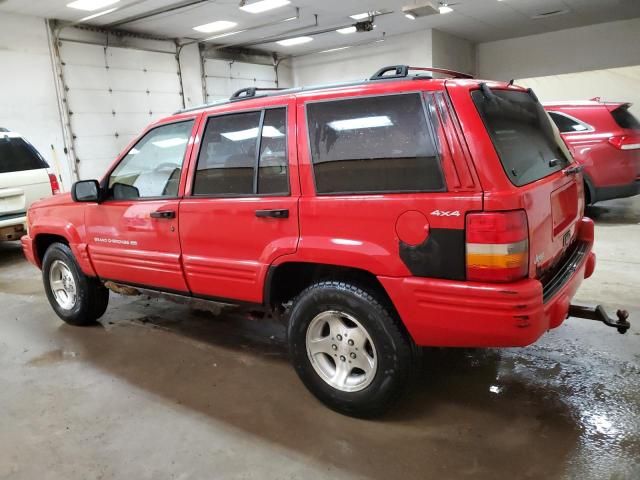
79,7,117,21
193,20,238,33
67,0,119,11
405,13,416,20
336,26,357,34
277,36,313,46
239,0,291,14
439,4,453,14
349,11,381,20
319,46,352,53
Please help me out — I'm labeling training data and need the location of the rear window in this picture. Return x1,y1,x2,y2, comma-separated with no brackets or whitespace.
0,136,48,174
610,106,640,130
306,93,445,194
472,89,571,187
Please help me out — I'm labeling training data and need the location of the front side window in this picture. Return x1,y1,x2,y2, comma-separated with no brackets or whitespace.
472,89,571,187
306,93,445,194
193,108,288,196
108,120,194,199
547,111,590,133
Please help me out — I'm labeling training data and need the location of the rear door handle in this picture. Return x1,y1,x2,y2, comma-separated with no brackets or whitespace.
255,209,289,219
150,210,176,219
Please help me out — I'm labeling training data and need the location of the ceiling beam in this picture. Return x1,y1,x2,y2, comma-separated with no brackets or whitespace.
103,0,212,28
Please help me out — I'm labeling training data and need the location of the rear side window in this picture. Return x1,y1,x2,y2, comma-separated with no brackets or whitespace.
306,93,445,194
193,108,288,196
0,136,48,174
472,89,571,187
547,111,590,133
610,106,640,130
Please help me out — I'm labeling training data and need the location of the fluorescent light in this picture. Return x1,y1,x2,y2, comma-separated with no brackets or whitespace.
328,116,392,131
67,0,119,11
79,7,117,21
319,46,352,53
405,13,416,20
240,0,290,14
336,26,356,34
152,138,187,148
439,6,453,14
221,126,283,141
193,20,237,33
277,36,313,46
350,11,380,20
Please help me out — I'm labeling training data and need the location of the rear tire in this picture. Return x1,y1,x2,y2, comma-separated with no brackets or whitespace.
42,242,109,326
287,281,415,418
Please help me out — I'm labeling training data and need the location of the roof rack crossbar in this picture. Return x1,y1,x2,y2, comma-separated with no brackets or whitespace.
370,65,473,80
230,86,287,101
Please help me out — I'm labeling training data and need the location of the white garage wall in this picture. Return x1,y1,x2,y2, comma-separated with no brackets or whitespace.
516,65,640,117
477,18,640,81
291,30,433,87
203,58,277,103
431,29,475,75
0,12,71,189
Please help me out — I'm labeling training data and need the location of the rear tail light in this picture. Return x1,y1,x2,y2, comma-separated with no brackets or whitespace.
49,173,60,195
466,210,529,283
608,134,640,150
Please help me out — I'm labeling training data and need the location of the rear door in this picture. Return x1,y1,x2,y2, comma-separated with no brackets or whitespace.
85,119,196,292
0,133,51,220
297,85,482,280
178,98,299,303
465,86,582,279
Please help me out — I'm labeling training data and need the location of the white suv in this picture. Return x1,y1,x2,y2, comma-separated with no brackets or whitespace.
0,129,59,241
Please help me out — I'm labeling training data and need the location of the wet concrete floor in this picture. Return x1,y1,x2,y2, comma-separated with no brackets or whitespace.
1,196,639,479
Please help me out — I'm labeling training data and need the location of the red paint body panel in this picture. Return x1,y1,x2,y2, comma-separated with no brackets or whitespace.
544,101,640,203
23,75,602,348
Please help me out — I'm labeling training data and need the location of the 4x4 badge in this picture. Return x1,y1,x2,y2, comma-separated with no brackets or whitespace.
430,210,460,217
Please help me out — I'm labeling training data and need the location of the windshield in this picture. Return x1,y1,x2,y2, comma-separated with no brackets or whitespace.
472,89,572,187
0,135,48,174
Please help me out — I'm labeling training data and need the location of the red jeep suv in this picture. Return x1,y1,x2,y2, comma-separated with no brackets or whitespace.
22,66,628,417
544,99,640,205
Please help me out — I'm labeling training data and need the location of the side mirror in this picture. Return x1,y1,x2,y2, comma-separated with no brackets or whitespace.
71,180,101,203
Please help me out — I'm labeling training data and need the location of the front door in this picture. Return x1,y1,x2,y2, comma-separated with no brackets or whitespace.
86,119,197,292
179,100,299,303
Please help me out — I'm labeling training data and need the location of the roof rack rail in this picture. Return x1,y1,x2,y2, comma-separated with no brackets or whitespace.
230,86,287,101
370,65,473,80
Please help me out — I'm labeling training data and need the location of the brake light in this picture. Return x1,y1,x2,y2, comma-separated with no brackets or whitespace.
608,134,640,150
49,174,60,195
466,210,529,283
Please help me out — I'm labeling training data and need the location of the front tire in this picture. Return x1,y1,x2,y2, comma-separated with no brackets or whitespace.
42,242,109,326
288,281,415,418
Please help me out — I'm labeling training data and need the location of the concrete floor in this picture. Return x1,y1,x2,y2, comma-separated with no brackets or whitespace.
1,197,639,480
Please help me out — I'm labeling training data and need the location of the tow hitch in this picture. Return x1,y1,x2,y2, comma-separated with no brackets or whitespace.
569,304,631,334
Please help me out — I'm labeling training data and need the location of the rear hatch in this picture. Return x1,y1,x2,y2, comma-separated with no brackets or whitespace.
606,103,640,180
469,86,583,282
0,133,51,221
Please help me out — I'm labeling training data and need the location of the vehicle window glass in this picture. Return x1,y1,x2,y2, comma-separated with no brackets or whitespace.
194,112,261,195
258,108,288,194
0,136,49,174
548,112,589,133
108,121,193,199
472,90,571,187
610,106,640,130
306,93,445,194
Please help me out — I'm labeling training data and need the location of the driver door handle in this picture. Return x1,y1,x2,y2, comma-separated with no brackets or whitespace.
255,209,289,219
150,210,176,219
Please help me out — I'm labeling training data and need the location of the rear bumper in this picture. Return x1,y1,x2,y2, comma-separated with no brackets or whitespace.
379,218,595,348
594,179,640,203
0,215,26,241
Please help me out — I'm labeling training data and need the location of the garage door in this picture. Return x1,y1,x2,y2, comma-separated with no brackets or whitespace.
59,41,183,180
203,58,277,103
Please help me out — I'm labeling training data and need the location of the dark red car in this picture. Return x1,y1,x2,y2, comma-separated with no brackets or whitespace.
544,99,640,205
21,66,629,417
